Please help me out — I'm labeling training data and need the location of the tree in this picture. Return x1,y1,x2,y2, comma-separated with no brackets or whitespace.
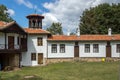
79,3,120,34
70,32,76,35
47,22,63,35
0,4,13,22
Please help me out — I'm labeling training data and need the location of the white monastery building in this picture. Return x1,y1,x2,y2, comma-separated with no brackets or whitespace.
0,14,120,68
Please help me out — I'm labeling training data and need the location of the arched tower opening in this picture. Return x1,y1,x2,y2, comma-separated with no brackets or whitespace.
26,14,44,29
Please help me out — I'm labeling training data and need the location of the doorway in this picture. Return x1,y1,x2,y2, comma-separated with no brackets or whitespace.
74,42,79,57
38,53,43,64
106,46,111,57
8,36,14,49
106,41,111,57
74,46,79,57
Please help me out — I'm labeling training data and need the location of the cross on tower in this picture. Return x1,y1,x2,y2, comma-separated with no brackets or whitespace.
34,7,37,14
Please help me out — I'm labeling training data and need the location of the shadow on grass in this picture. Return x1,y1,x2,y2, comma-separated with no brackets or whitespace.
1,74,46,80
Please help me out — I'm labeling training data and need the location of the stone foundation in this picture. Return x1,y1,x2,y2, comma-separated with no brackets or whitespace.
76,57,120,62
45,57,120,64
45,58,73,64
78,58,103,62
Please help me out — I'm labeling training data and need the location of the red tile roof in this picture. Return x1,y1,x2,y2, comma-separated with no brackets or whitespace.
0,21,7,27
24,28,51,34
26,14,44,18
48,35,120,41
0,21,15,29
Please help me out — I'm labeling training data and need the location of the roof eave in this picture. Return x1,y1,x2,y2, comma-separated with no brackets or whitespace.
27,33,51,35
47,39,120,41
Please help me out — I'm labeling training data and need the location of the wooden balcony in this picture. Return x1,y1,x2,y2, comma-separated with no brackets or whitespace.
0,44,27,53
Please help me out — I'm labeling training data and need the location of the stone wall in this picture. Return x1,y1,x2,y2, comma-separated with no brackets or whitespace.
45,58,73,64
45,57,120,64
79,57,120,62
14,53,20,67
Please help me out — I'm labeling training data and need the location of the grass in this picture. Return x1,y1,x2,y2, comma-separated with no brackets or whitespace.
0,61,119,80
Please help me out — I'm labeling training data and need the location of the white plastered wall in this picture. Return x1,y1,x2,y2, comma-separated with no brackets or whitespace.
79,41,107,57
47,41,74,58
21,34,47,66
111,41,120,57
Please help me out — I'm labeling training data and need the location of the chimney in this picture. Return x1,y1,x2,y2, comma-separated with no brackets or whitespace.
76,27,80,36
67,29,70,36
108,28,112,36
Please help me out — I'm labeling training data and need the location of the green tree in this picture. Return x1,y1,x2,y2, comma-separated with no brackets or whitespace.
47,22,63,35
79,3,120,34
70,32,75,35
0,4,13,22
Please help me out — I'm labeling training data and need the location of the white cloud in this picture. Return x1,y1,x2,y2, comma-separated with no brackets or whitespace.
42,13,58,29
43,0,120,34
34,5,42,13
17,0,33,8
16,0,42,12
6,9,15,16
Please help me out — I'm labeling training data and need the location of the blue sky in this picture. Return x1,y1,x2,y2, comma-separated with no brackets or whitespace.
0,0,120,34
0,0,55,28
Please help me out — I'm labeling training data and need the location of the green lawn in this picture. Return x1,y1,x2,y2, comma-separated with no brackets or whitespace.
0,61,119,80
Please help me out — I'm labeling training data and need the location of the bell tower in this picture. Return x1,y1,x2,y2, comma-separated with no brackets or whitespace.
26,14,44,29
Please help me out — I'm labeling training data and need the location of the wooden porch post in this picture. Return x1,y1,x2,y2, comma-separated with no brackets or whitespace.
19,34,21,50
19,53,21,68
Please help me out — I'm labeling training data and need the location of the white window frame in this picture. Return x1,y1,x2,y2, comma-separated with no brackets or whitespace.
93,44,99,53
51,44,57,53
60,44,65,53
85,44,90,53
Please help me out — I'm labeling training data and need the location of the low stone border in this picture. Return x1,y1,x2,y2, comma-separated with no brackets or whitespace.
45,57,120,64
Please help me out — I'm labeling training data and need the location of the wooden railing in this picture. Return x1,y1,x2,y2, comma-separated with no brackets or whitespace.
0,44,27,52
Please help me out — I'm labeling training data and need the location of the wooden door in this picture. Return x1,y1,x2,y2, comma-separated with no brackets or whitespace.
38,53,43,64
20,38,27,50
8,36,14,49
74,46,79,57
106,46,111,57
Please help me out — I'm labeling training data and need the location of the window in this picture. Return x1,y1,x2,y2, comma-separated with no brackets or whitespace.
37,37,43,46
31,53,36,60
85,44,90,53
51,44,57,53
117,44,120,53
60,44,65,53
93,44,99,53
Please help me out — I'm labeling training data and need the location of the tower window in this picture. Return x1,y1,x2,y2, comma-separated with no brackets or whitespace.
33,21,35,27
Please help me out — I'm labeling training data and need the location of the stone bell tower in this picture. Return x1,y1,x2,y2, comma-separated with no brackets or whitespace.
26,14,44,29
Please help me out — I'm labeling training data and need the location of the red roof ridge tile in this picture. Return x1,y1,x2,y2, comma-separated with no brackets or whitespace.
24,28,51,34
0,21,8,27
26,14,44,18
48,34,120,41
0,21,16,29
